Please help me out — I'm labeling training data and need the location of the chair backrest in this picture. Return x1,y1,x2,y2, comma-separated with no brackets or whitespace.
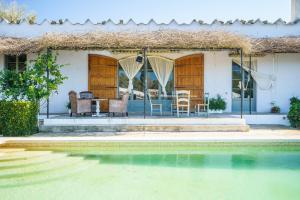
68,91,78,113
80,91,94,99
176,90,190,105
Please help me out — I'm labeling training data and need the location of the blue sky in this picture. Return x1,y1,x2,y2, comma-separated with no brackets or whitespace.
15,0,291,23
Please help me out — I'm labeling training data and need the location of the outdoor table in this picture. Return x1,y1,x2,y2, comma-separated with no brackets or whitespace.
92,98,108,117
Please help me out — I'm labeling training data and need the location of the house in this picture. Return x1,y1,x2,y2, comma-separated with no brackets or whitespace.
0,0,299,128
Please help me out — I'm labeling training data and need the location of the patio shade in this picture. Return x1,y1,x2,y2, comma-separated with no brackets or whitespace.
119,57,143,93
148,56,174,96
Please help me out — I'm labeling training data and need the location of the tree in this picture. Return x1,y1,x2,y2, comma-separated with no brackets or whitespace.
0,52,67,103
0,0,36,24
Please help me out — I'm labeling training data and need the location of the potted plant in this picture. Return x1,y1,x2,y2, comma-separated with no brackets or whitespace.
66,101,71,116
209,95,226,113
270,101,280,113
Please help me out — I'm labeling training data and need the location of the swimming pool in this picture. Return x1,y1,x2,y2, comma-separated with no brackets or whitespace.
1,141,300,200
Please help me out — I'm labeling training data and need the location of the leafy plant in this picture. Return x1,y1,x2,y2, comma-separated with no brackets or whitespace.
23,52,67,102
209,95,226,111
271,106,280,113
0,101,38,136
0,52,67,103
0,51,67,136
0,69,26,100
66,101,71,109
270,101,280,113
0,1,36,24
288,97,300,128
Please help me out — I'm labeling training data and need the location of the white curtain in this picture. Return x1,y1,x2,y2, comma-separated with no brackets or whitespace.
233,58,276,90
119,57,143,93
148,56,174,96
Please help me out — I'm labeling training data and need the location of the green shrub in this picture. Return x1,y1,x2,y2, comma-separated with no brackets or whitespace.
0,101,39,136
209,95,227,110
288,97,300,128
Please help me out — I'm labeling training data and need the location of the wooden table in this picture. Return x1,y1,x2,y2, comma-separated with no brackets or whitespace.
92,98,108,117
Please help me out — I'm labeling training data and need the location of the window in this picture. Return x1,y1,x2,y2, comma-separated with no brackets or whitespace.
146,66,174,100
118,59,174,100
5,54,27,72
232,60,256,112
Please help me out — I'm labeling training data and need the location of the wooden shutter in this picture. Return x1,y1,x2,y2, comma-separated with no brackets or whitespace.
88,54,118,112
175,54,204,110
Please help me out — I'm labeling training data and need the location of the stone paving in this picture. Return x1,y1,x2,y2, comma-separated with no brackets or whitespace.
1,125,300,142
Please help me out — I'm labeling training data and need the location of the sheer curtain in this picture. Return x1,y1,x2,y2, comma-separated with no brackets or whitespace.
119,57,143,93
148,56,174,96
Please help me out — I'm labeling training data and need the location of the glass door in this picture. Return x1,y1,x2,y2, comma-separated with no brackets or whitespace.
232,60,256,113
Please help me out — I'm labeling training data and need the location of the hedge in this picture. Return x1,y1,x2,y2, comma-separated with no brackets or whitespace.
288,97,300,128
0,101,39,136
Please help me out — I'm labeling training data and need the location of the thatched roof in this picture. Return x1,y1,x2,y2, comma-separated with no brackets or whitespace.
251,37,300,53
0,31,252,55
0,30,300,55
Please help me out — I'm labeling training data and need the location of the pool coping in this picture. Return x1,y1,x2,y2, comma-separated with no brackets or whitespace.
2,137,300,143
1,126,300,144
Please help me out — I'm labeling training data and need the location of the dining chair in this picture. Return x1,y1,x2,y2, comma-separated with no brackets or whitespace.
176,90,190,117
148,91,162,116
195,92,210,117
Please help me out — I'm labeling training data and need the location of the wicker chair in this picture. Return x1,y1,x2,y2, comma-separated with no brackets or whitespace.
68,91,92,116
109,93,129,117
79,91,96,113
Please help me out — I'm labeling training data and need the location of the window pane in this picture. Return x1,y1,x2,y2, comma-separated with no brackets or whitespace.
7,63,16,71
232,80,241,89
118,66,129,97
232,61,240,71
165,72,174,95
147,68,159,99
232,70,241,80
6,55,16,63
244,89,254,98
5,55,16,70
18,54,27,63
133,71,144,100
232,88,241,99
18,62,26,72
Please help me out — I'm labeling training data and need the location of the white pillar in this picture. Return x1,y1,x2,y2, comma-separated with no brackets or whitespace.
291,0,300,22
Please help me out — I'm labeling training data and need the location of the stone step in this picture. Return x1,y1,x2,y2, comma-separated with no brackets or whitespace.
0,153,69,169
0,157,98,188
40,124,250,133
43,117,247,126
0,151,54,162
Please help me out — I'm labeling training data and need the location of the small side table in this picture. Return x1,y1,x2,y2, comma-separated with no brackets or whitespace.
92,99,108,117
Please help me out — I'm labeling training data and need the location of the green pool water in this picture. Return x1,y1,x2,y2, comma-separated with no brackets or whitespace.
1,142,300,200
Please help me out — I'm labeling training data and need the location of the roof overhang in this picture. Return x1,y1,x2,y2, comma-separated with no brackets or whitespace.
0,30,299,55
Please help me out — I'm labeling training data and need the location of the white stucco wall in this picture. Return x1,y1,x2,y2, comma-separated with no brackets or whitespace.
1,20,300,38
39,51,89,113
43,51,233,113
204,52,232,113
36,50,114,114
257,53,300,113
1,51,299,114
0,54,4,70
